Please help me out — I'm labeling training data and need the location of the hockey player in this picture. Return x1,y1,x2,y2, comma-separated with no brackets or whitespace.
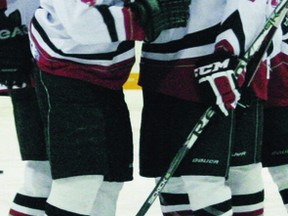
29,0,190,215
0,0,52,215
261,12,288,212
138,0,270,215
226,1,288,215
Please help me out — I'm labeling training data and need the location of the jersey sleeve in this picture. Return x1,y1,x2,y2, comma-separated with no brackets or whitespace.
50,0,145,45
215,0,267,56
6,0,40,27
267,16,288,106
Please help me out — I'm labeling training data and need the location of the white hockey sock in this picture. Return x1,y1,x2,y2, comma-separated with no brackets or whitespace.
155,177,193,215
19,161,52,196
268,165,288,213
90,181,123,216
47,175,104,215
9,161,52,216
227,163,264,215
182,175,232,216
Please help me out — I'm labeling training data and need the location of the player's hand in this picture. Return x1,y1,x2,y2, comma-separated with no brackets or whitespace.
0,9,32,89
126,0,190,42
194,52,245,116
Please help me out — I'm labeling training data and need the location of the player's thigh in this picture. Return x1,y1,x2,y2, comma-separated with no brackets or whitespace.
262,106,288,167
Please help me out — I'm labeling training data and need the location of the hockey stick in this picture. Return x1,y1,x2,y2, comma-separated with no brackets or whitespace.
136,1,288,215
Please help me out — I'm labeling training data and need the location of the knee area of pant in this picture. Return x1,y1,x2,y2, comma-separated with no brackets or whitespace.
181,175,231,211
228,163,264,194
20,161,52,196
98,181,124,195
47,175,104,215
229,163,263,182
268,165,288,190
25,161,52,186
155,177,186,194
181,175,230,197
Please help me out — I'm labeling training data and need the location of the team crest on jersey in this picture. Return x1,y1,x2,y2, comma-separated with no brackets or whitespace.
81,0,97,6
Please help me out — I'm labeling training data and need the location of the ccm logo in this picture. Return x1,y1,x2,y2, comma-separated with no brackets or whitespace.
195,59,230,77
0,26,27,40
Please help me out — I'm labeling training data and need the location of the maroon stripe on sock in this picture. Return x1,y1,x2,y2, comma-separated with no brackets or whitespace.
9,209,32,216
233,208,264,216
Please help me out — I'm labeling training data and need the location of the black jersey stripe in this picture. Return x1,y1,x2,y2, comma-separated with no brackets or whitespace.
142,11,245,56
220,10,245,56
142,24,220,53
32,17,134,61
96,5,118,42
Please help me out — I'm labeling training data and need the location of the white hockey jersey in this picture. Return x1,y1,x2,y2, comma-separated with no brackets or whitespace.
139,0,273,102
0,0,40,93
30,0,145,90
267,13,288,107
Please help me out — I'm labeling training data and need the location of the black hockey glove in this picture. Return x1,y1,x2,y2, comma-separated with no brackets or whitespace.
194,52,245,116
0,9,32,89
155,0,191,30
126,0,160,41
127,0,191,42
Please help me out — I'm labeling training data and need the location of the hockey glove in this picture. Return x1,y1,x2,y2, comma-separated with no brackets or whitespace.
155,0,190,30
0,9,32,89
194,53,245,116
127,0,190,42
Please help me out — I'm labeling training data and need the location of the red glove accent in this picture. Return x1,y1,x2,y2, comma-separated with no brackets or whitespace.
194,53,245,116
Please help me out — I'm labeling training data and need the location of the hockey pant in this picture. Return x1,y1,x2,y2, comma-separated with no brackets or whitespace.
262,106,288,212
227,98,264,215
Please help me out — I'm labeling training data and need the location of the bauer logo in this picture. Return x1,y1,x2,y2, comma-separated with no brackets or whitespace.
195,59,230,77
232,151,247,157
271,150,288,156
192,158,219,165
0,25,27,40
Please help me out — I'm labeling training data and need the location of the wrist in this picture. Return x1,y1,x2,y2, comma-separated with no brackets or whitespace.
122,7,145,41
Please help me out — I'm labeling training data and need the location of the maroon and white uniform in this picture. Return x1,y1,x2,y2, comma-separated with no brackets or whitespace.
30,0,145,90
267,21,288,107
138,0,272,215
139,0,269,102
29,1,146,215
262,10,288,213
0,1,53,216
